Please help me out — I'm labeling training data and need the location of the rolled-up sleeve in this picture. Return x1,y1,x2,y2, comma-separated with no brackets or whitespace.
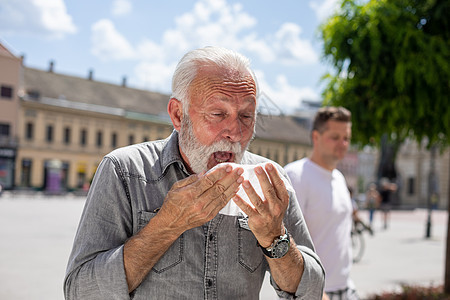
64,157,132,299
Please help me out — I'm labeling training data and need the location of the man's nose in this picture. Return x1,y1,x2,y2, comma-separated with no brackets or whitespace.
222,118,243,142
340,138,349,146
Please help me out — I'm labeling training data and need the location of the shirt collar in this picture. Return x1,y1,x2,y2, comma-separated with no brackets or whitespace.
161,130,190,175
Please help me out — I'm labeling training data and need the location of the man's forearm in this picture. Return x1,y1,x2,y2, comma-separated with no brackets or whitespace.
266,238,304,293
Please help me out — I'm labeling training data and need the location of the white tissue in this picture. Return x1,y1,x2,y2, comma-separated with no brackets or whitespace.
206,162,292,216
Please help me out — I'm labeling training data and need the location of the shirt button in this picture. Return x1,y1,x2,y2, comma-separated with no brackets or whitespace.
207,279,213,286
209,234,214,241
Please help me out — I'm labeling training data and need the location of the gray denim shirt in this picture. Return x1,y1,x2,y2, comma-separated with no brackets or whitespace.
64,131,324,299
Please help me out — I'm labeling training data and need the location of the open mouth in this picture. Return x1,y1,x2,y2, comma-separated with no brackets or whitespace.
213,151,234,163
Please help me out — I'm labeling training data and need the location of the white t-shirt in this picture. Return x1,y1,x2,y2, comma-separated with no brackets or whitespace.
285,158,354,292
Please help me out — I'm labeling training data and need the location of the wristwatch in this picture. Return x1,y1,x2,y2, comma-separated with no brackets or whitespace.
259,227,290,259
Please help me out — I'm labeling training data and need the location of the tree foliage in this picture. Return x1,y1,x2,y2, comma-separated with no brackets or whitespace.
319,0,450,149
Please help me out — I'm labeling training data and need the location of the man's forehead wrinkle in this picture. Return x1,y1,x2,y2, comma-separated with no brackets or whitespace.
190,75,257,106
192,73,255,88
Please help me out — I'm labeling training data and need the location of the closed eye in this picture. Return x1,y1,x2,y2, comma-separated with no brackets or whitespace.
240,114,255,126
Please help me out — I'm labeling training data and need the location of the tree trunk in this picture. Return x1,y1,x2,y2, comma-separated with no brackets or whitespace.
377,134,400,205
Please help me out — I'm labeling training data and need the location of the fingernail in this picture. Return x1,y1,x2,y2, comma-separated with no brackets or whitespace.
243,181,250,188
255,166,263,174
266,163,273,170
237,176,243,184
226,165,232,172
237,168,244,175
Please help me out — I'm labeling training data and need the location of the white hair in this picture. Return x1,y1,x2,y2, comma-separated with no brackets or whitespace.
171,46,259,114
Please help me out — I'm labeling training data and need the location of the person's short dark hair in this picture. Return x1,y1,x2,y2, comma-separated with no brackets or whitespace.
312,106,351,133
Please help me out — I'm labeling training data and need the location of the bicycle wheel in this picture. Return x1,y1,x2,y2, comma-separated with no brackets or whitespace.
351,230,365,263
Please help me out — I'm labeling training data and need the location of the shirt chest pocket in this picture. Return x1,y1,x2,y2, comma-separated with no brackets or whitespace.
236,217,264,273
137,210,184,273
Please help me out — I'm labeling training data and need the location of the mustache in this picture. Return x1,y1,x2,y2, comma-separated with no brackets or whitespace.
202,139,242,154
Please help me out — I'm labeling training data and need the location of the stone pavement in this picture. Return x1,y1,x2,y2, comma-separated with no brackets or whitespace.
350,208,447,299
0,192,447,299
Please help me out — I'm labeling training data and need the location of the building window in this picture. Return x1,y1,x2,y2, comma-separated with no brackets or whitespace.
64,127,71,145
111,132,117,148
0,123,10,137
128,134,134,145
80,129,87,146
96,131,103,148
26,122,34,140
27,89,40,100
408,177,415,195
21,159,32,187
0,85,13,99
46,125,54,143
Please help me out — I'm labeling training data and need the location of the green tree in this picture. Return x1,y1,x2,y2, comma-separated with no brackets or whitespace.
319,0,450,291
320,0,449,148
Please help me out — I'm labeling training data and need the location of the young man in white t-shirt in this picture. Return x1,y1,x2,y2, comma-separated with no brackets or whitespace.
285,106,358,300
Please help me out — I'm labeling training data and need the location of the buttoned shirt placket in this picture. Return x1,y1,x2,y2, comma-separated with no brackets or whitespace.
203,215,223,300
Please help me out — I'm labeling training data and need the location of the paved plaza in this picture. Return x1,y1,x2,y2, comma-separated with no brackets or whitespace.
0,192,447,299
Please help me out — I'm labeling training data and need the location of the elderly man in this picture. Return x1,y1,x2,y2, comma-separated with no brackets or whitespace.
64,46,324,299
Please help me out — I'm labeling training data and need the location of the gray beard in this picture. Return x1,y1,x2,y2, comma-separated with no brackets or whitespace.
178,115,249,174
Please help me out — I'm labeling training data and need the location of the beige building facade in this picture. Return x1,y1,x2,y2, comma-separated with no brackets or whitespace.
396,140,450,209
17,98,173,191
0,44,21,189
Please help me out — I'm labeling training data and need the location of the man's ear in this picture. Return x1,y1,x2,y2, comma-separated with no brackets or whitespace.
311,130,319,144
168,98,183,131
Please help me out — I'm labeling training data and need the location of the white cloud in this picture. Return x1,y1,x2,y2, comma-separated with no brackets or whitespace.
309,0,340,22
272,23,319,65
111,0,132,16
171,0,257,51
242,34,275,63
90,19,135,61
256,70,320,114
0,0,77,39
134,61,177,93
135,39,165,62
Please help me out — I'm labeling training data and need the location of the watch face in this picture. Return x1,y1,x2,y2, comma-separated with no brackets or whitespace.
272,240,290,258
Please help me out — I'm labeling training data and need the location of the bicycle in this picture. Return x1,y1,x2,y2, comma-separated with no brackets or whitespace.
351,219,373,263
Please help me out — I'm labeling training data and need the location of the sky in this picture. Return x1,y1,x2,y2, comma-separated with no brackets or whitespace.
0,0,340,115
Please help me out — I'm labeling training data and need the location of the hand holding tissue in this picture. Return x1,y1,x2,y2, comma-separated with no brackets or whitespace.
206,162,293,216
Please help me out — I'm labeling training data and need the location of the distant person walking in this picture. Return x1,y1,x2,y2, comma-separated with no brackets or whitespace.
365,183,381,227
379,178,397,229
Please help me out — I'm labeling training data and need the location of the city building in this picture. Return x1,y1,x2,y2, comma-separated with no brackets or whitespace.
396,139,449,209
0,43,21,190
